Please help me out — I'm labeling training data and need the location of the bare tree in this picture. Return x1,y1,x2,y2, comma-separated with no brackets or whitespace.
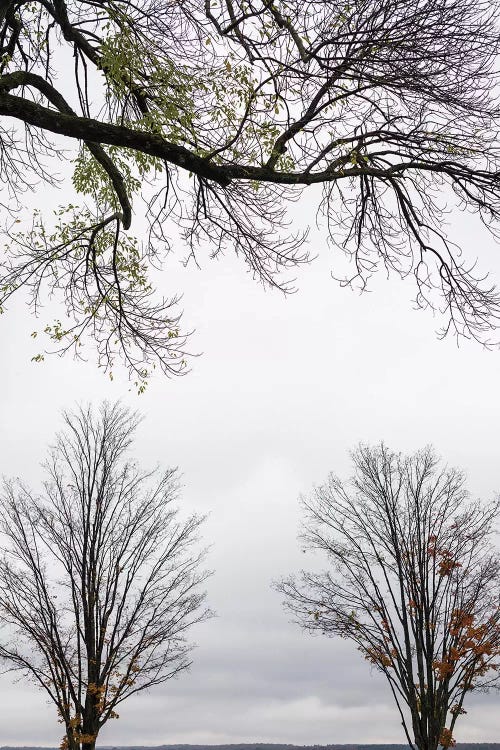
277,444,500,750
0,402,210,750
2,1,500,380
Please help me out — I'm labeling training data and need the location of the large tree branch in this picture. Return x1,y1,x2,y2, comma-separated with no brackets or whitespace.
0,71,133,227
0,88,236,186
1,87,488,191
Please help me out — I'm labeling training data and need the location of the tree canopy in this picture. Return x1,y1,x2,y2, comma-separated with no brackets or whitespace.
2,0,500,382
278,444,500,750
0,402,210,750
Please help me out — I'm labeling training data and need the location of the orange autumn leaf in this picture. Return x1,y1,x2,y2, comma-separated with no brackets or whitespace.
440,728,456,748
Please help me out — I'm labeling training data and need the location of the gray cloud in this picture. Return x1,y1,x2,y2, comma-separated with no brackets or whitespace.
1,194,500,745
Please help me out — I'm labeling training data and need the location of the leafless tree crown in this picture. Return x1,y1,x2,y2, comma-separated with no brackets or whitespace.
278,444,500,750
0,402,211,750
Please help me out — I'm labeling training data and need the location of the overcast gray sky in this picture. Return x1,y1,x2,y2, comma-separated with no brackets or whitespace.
1,183,500,746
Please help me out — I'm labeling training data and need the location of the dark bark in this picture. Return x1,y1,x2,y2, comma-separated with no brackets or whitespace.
0,90,233,187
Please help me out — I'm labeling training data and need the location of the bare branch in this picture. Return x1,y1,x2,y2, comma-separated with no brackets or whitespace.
277,444,500,750
3,0,500,377
0,402,211,750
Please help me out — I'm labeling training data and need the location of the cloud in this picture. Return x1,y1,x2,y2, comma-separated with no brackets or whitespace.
2,198,500,745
